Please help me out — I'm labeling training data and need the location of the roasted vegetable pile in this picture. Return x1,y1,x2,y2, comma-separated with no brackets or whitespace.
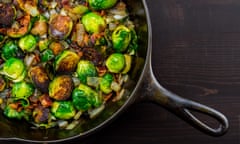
0,0,138,129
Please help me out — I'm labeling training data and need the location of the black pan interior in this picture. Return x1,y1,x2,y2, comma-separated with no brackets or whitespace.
0,0,149,142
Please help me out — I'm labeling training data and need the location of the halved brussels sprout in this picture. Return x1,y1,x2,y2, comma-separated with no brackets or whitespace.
31,17,48,36
112,25,131,52
54,50,80,74
81,12,106,34
38,39,51,52
72,84,102,111
12,81,34,98
17,0,39,17
76,60,97,84
49,75,74,100
1,41,19,60
0,3,16,27
2,58,26,82
7,14,31,38
33,106,50,123
29,66,50,93
49,14,73,40
88,0,118,10
49,42,64,56
19,34,37,52
51,101,76,120
106,53,125,73
100,73,113,94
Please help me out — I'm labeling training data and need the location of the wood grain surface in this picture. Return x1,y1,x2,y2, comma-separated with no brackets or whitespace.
3,0,240,143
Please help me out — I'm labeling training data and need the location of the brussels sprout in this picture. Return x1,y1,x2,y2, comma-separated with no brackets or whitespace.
4,105,24,120
49,14,73,40
54,50,80,74
12,81,34,98
41,49,55,62
112,25,131,52
106,53,125,73
19,34,37,52
0,3,16,27
38,39,51,52
49,42,64,55
76,60,97,84
7,14,31,38
1,41,19,60
49,75,73,100
88,0,118,10
72,84,102,111
82,12,106,34
29,66,50,93
100,73,113,94
33,106,50,123
51,101,76,120
31,19,48,36
2,58,26,82
17,0,39,17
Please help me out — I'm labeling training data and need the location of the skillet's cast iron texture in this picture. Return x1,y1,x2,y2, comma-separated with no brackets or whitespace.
0,0,229,143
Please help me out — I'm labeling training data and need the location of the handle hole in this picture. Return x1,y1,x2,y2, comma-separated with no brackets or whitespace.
186,109,221,129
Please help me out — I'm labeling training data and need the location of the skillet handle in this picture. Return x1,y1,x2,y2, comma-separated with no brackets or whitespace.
141,63,229,136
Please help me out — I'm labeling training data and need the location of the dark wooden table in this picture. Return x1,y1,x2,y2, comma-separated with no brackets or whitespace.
78,0,240,144
3,0,240,144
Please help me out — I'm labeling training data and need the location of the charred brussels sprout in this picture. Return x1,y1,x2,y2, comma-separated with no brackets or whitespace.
72,84,102,111
19,34,37,52
82,12,106,34
49,42,64,55
1,41,20,60
88,0,118,10
51,101,76,120
33,106,50,123
31,15,48,36
4,105,24,120
29,66,50,93
2,58,26,82
17,0,39,17
49,75,74,100
7,14,31,38
100,73,113,94
12,81,34,98
76,60,97,84
0,3,16,27
49,14,73,40
106,53,125,73
55,50,80,74
112,25,131,52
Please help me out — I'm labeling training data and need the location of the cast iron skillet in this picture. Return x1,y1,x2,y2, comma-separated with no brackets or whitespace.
0,0,229,143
